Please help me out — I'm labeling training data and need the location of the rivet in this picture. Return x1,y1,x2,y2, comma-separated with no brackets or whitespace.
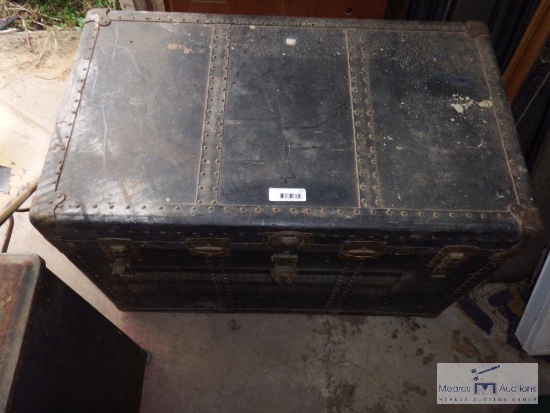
208,206,214,212
224,207,230,212
466,212,472,218
290,208,297,213
273,207,279,212
197,200,203,204
192,206,197,211
175,206,181,211
371,159,377,165
497,213,503,219
321,208,326,213
370,209,377,215
255,207,261,212
375,199,381,205
240,207,246,212
418,212,424,217
354,209,360,215
449,212,455,218
212,201,217,204
401,211,408,217
480,213,487,219
337,209,343,214
433,212,440,218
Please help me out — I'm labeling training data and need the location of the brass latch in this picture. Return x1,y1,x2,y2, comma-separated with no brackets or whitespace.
98,238,143,275
339,241,386,260
271,254,298,284
187,238,231,257
264,231,314,249
428,246,478,278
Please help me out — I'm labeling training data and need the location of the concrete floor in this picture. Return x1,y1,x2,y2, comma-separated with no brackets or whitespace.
1,30,549,413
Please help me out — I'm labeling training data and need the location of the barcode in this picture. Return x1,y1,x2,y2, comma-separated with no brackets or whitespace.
280,193,303,200
269,188,307,202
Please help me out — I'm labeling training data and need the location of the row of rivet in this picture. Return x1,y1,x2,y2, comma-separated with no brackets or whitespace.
195,24,230,206
358,33,382,208
349,30,382,208
50,20,99,194
58,202,509,221
111,11,467,33
347,30,371,208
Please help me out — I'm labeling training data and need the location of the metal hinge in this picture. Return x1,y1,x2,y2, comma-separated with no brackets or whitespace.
428,246,478,278
271,254,298,284
187,238,232,257
339,241,387,260
98,238,143,275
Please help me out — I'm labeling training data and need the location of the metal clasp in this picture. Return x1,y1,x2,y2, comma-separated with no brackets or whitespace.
98,238,142,275
187,238,231,257
429,246,478,278
339,241,386,260
264,231,314,249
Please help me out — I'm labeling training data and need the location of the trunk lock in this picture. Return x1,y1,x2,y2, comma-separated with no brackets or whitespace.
271,254,298,284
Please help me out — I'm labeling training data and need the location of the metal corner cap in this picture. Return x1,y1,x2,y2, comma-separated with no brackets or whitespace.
465,21,490,38
85,8,111,26
509,203,544,240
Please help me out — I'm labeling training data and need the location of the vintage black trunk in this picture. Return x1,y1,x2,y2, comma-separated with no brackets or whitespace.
30,10,542,315
0,254,146,413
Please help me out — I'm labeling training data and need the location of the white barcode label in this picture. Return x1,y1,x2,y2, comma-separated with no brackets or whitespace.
269,188,307,202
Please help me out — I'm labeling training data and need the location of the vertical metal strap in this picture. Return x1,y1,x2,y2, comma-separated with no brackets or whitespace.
325,260,363,313
206,257,234,310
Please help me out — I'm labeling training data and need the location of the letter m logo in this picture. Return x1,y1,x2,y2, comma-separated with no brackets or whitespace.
474,383,497,395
